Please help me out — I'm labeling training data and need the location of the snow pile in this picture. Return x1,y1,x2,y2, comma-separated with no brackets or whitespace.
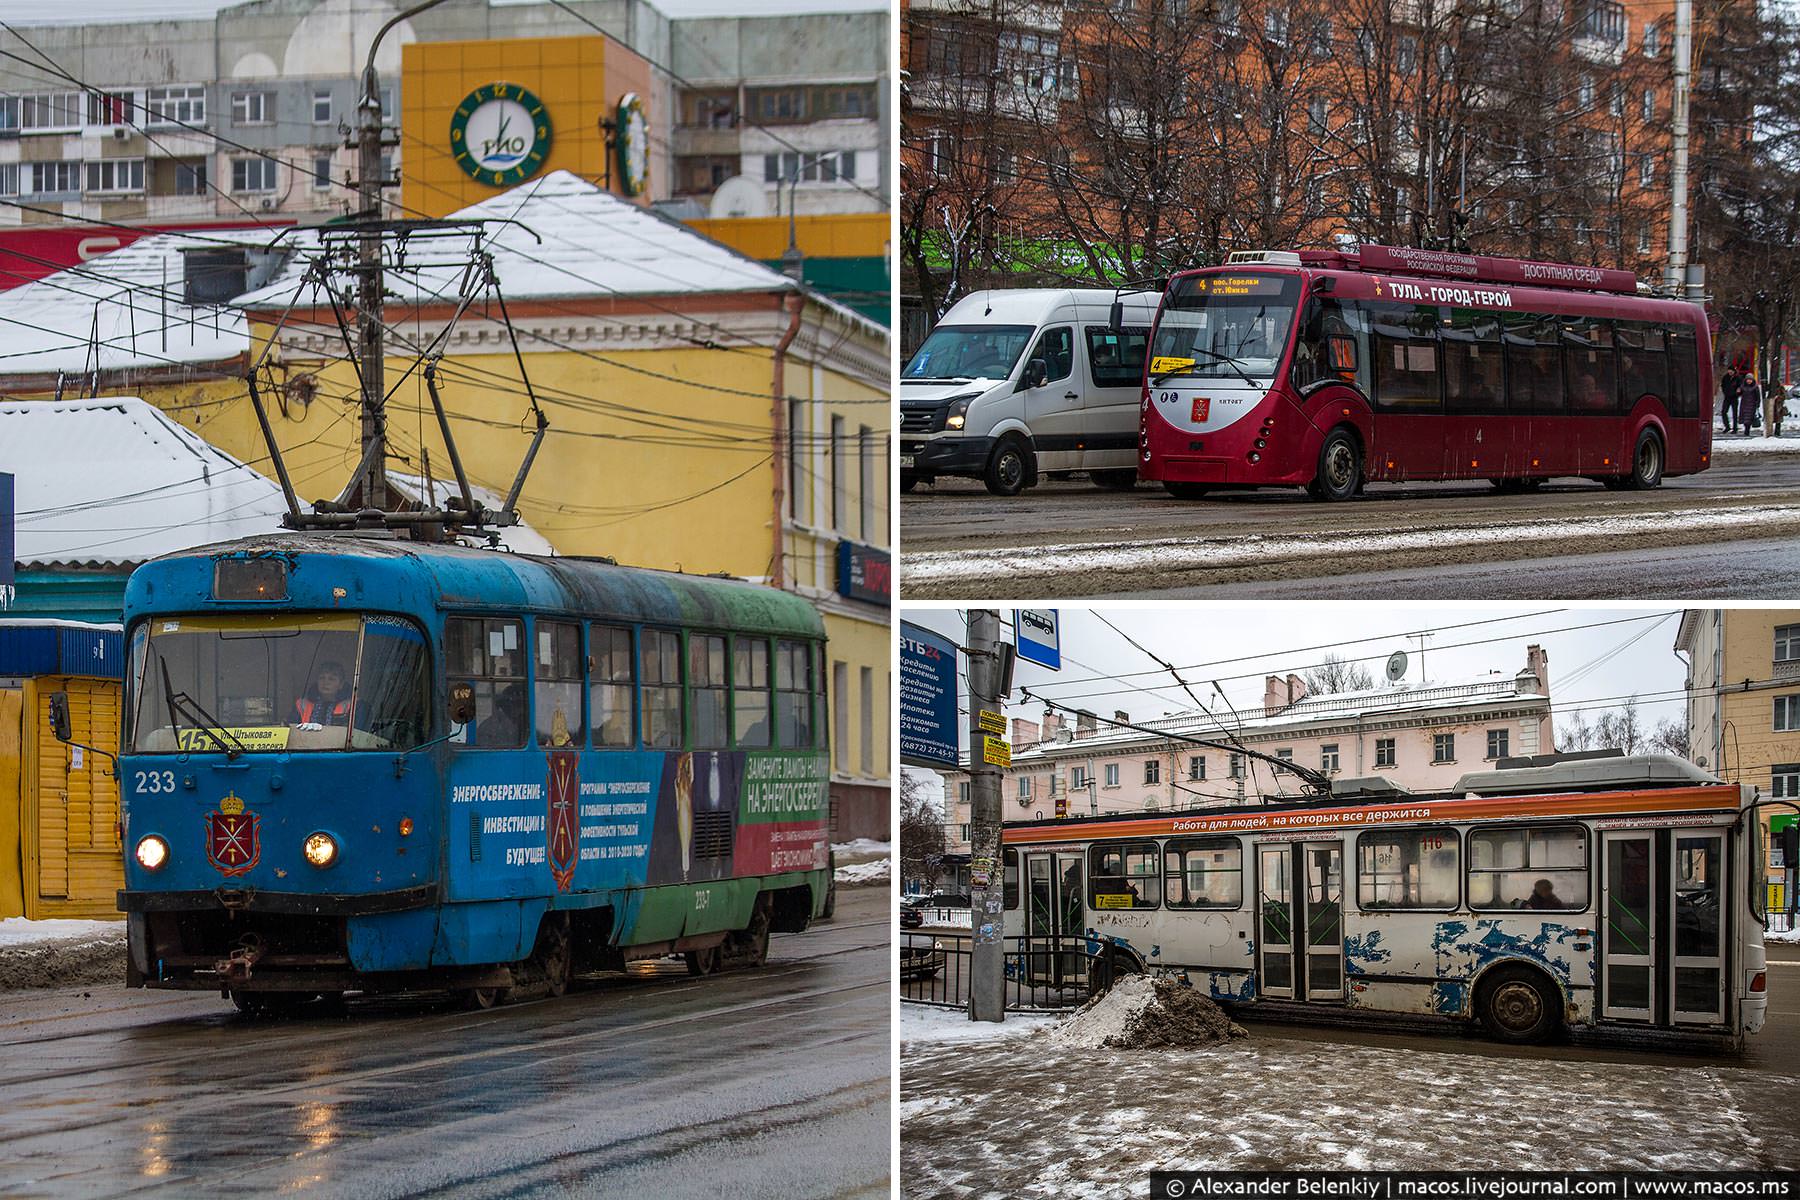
835,857,890,885
902,1002,1060,1045
1711,435,1800,455
832,838,890,857
0,919,124,990
1048,975,1247,1050
1766,925,1800,944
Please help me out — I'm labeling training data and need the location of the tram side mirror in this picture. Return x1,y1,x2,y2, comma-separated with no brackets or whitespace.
1018,358,1048,391
1108,299,1124,331
448,682,477,728
47,692,72,743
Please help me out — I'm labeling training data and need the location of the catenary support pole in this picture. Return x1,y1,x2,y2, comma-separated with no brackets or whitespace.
1668,0,1694,297
967,608,1005,1022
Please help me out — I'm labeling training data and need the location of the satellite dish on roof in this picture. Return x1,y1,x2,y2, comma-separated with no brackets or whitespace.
1385,651,1409,683
709,175,771,219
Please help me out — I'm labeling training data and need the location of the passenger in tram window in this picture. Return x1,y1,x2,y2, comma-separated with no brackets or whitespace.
294,661,352,728
479,682,527,748
1521,878,1564,909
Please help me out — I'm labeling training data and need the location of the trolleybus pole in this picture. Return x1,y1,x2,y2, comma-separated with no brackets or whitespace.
967,609,1006,1022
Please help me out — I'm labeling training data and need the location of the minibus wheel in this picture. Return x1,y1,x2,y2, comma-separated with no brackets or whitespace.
1624,429,1664,489
1307,428,1362,502
1476,965,1559,1044
984,437,1032,496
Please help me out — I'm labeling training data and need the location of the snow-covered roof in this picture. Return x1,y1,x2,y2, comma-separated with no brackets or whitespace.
0,227,296,375
1,396,289,568
1004,673,1548,767
240,171,872,330
386,470,557,557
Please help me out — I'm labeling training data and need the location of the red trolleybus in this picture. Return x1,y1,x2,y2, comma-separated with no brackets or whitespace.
1139,246,1713,501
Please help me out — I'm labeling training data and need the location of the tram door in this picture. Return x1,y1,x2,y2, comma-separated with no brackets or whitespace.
1024,851,1084,987
1601,828,1728,1025
1256,841,1344,1001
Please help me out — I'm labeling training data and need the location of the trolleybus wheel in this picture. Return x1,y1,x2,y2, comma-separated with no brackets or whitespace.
1163,481,1211,500
685,945,724,976
983,438,1031,497
1476,965,1559,1044
1307,429,1361,502
1625,429,1664,490
1090,469,1138,491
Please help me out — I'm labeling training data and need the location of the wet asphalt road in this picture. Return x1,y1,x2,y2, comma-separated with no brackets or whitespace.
899,449,1800,599
0,889,890,1200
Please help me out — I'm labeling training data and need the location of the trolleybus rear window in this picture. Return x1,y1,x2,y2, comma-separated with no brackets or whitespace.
131,613,429,753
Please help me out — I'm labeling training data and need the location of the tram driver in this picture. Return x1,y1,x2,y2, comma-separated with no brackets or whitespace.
294,661,353,729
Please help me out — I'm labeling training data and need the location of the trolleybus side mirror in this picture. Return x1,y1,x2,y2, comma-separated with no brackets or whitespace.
48,692,72,743
1327,333,1358,374
448,682,477,728
1108,299,1124,331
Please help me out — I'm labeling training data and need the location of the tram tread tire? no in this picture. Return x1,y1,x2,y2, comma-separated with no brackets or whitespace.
1307,428,1362,502
1625,428,1664,490
1475,963,1560,1044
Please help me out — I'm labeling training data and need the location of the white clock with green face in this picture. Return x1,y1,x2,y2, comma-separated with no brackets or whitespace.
615,92,648,197
450,82,552,187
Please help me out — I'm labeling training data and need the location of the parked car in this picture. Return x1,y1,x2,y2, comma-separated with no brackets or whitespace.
900,905,923,930
900,935,947,982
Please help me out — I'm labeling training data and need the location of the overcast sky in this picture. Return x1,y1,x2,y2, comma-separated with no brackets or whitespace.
902,605,1694,803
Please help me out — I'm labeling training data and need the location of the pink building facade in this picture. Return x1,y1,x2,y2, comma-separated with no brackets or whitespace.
937,646,1553,854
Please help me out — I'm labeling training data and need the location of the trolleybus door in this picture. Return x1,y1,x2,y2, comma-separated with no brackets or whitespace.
1603,828,1730,1026
1602,831,1656,1021
1257,840,1344,1001
1024,851,1084,988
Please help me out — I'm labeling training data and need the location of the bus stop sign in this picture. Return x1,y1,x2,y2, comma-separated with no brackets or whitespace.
1014,609,1060,670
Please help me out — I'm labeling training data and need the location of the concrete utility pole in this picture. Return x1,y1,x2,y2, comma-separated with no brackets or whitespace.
1667,0,1700,300
966,609,1006,1022
352,61,390,513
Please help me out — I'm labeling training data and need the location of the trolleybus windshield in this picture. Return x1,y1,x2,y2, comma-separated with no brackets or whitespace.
903,324,1036,382
1150,273,1301,382
129,613,430,753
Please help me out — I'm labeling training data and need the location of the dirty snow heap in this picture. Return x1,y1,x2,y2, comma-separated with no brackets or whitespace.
1049,975,1248,1050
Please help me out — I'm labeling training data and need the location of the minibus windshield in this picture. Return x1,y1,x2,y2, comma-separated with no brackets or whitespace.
903,324,1036,382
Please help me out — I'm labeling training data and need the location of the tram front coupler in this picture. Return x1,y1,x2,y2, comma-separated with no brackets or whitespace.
216,933,267,987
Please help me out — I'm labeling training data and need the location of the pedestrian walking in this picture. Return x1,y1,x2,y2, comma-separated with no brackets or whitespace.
1741,372,1763,436
1768,379,1787,437
1720,367,1741,434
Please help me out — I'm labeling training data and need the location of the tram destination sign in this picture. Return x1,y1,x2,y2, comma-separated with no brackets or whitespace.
900,620,960,769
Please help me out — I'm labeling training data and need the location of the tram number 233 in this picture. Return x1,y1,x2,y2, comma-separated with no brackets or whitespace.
134,770,178,794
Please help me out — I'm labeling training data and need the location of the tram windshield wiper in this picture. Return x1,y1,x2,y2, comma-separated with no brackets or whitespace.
159,655,248,760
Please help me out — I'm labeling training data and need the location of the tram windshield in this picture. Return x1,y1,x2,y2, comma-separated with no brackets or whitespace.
129,613,430,753
1150,272,1301,382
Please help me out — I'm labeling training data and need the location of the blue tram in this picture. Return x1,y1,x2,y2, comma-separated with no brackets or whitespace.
110,535,834,1011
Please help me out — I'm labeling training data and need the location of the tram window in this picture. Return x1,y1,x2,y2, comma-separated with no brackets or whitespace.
589,624,635,747
1164,836,1242,909
776,639,814,748
1004,848,1020,910
1441,311,1504,414
1088,841,1160,909
641,629,684,748
531,621,584,747
445,616,526,749
1357,827,1459,909
734,637,772,747
1669,326,1700,418
356,615,430,750
690,634,729,749
1504,314,1564,415
1562,319,1618,414
1085,325,1150,388
1467,825,1587,911
1616,323,1670,411
1366,302,1440,412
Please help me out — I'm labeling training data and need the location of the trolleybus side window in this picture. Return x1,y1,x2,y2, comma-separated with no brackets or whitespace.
1504,313,1565,415
534,620,584,748
690,633,729,750
1441,309,1505,414
1163,836,1242,909
1366,302,1441,412
1616,323,1670,411
1292,298,1367,396
733,636,772,747
445,616,526,749
1467,824,1587,911
641,628,684,749
1357,827,1459,910
1084,325,1149,388
1562,318,1618,414
1088,841,1160,909
775,639,814,748
589,624,635,748
1668,325,1700,419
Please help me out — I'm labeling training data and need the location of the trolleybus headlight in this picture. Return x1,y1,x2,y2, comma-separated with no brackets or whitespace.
302,832,339,868
134,835,169,872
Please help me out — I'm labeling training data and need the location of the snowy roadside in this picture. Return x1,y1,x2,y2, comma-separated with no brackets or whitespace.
1710,435,1800,454
0,918,124,990
833,839,891,887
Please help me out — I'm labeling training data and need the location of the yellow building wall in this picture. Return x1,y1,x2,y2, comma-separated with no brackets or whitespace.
687,214,890,261
822,609,892,791
401,35,655,218
13,677,122,921
0,688,23,918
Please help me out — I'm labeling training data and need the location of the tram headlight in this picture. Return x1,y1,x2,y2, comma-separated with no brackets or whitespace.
134,835,169,872
302,832,339,869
